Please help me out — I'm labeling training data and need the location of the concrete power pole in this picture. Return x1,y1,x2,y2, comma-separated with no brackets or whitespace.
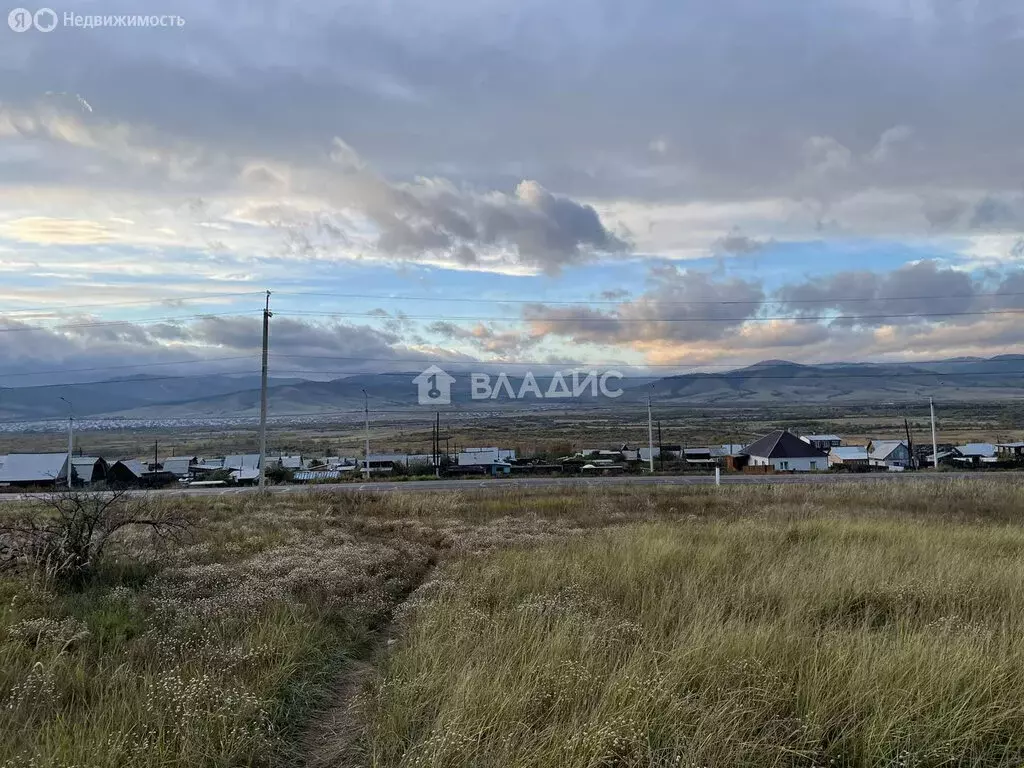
647,393,655,474
258,291,272,489
362,389,370,479
60,396,73,489
930,396,939,470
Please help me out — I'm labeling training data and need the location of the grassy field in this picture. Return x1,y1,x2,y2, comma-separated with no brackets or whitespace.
2,480,1024,767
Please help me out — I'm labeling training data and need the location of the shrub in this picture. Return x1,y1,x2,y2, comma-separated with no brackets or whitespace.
0,490,193,589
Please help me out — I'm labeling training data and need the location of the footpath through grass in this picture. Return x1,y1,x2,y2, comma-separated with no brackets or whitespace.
360,490,1024,768
2,479,1024,767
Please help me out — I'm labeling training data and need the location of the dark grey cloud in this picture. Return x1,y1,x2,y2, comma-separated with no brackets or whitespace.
0,314,465,387
425,320,539,358
315,152,628,272
523,266,765,344
775,260,976,325
4,0,1023,210
712,232,773,256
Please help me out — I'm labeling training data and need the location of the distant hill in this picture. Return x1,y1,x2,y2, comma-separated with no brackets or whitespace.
1,357,1023,421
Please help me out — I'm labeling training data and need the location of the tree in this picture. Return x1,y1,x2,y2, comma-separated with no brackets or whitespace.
0,489,193,589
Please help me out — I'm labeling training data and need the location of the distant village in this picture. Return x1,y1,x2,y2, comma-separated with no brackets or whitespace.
1,429,1022,490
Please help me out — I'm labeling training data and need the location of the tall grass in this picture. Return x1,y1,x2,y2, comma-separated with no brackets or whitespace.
362,512,1024,767
2,480,1023,767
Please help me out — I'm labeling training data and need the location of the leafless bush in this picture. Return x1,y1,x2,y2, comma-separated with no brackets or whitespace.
0,489,193,588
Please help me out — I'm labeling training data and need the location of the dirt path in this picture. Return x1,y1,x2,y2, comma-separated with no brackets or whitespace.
298,571,434,768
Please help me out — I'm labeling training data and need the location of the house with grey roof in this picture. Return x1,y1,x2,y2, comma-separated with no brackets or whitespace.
71,456,108,484
0,453,71,487
827,446,869,468
161,456,198,478
954,443,997,468
224,454,261,472
741,430,828,472
867,440,911,469
800,434,843,452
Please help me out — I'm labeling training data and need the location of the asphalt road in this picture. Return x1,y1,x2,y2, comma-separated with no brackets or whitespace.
2,471,1017,502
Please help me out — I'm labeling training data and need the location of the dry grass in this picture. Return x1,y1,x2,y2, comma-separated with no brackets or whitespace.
1,479,1023,767
357,480,1024,768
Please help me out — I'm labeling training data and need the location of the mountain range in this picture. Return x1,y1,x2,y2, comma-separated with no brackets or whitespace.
2,356,1023,422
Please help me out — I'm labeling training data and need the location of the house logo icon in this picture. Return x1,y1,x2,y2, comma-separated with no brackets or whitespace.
413,365,456,405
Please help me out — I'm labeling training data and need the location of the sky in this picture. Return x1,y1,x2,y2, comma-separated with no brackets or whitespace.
1,0,1024,385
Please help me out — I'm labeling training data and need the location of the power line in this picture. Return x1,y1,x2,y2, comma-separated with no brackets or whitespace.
0,311,261,334
279,308,1024,323
277,289,1024,307
0,291,265,315
264,368,1024,381
0,356,256,380
268,353,1024,370
0,371,261,391
3,397,1023,428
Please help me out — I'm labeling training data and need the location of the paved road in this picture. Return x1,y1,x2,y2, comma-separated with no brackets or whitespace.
2,471,1018,502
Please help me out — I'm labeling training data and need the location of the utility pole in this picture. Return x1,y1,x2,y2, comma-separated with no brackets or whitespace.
154,439,158,472
362,389,370,479
60,397,73,489
930,397,939,469
903,417,915,470
258,291,272,489
647,392,655,474
657,420,663,470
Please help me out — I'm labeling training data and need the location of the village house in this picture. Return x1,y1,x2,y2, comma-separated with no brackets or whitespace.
741,430,828,472
458,447,516,466
682,448,716,466
107,460,176,488
827,446,869,469
70,456,108,485
997,442,1024,463
161,456,198,479
0,453,71,487
953,443,997,468
867,440,912,470
800,434,843,452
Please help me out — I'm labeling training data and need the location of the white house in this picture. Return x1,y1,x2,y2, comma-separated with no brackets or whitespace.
741,430,828,472
458,447,516,466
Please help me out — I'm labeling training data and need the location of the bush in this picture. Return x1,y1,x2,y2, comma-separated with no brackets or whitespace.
0,490,193,589
265,465,295,484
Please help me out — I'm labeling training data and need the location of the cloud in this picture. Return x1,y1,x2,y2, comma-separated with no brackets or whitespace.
867,125,913,164
0,313,470,386
522,267,765,345
776,260,982,325
712,232,773,256
315,146,629,273
0,217,113,245
426,320,539,358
